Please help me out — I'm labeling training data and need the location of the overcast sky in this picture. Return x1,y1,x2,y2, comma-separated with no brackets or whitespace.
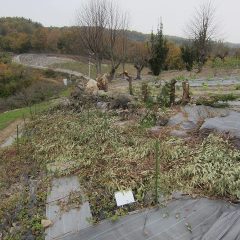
1,0,239,43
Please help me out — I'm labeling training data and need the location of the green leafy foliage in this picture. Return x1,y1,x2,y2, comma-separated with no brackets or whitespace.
159,135,240,199
181,44,196,71
0,63,35,98
157,83,170,108
0,52,12,64
196,93,239,107
211,57,240,69
28,109,156,222
148,23,169,76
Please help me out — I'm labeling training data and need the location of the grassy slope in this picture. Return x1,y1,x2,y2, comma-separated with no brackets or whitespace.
0,102,51,131
51,61,150,79
0,85,73,131
1,102,239,238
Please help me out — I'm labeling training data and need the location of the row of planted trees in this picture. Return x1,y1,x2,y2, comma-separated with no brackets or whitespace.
0,1,237,79
128,1,235,78
76,0,236,80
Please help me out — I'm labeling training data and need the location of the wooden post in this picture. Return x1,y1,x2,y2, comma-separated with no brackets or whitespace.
155,140,160,204
169,79,177,106
182,80,190,104
17,125,19,155
142,82,149,102
123,71,133,95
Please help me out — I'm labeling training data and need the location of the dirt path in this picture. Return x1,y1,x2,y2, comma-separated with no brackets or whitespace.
0,119,24,146
13,54,91,80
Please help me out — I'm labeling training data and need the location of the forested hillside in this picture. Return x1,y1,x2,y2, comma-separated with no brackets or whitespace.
0,17,83,54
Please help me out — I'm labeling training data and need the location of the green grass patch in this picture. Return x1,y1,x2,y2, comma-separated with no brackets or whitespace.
235,84,240,90
0,101,52,130
51,61,141,79
212,57,240,69
196,93,239,108
51,61,111,79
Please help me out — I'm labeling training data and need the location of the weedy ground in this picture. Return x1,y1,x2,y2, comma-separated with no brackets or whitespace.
1,105,239,239
0,136,49,239
1,62,240,237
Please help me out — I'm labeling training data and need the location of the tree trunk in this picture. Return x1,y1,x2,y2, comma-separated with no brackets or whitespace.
169,79,177,106
136,68,142,80
123,72,133,95
96,56,102,75
109,67,116,82
122,62,125,73
182,80,190,104
128,78,133,95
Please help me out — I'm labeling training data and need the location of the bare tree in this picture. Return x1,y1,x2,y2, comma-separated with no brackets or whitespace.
120,13,129,74
212,40,229,62
131,42,149,80
76,0,109,74
106,2,129,81
187,1,218,72
76,0,129,78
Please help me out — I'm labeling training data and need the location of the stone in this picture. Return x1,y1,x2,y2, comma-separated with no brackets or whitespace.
167,105,231,135
168,112,185,126
71,83,85,98
96,73,109,92
180,121,197,131
85,79,98,94
184,105,228,124
41,219,53,229
96,102,109,111
156,115,168,126
110,94,133,109
200,111,240,139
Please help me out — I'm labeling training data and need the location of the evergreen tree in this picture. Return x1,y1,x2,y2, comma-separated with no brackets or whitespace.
181,44,196,71
149,23,169,76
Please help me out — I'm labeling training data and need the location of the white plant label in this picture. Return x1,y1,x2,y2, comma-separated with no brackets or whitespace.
115,190,135,207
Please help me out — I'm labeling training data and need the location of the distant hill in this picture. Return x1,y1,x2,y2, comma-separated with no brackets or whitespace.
126,30,240,48
0,17,239,54
225,42,240,49
0,17,42,36
126,30,187,45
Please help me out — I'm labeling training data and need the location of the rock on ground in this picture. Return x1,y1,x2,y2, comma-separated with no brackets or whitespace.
167,105,240,139
200,111,240,138
85,79,99,94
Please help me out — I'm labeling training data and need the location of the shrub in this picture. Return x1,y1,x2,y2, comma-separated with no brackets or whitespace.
181,45,196,71
196,94,238,107
148,24,169,76
235,84,240,90
0,52,12,64
158,83,170,108
140,111,157,128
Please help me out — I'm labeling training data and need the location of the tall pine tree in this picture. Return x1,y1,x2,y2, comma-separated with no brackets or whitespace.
149,23,169,76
